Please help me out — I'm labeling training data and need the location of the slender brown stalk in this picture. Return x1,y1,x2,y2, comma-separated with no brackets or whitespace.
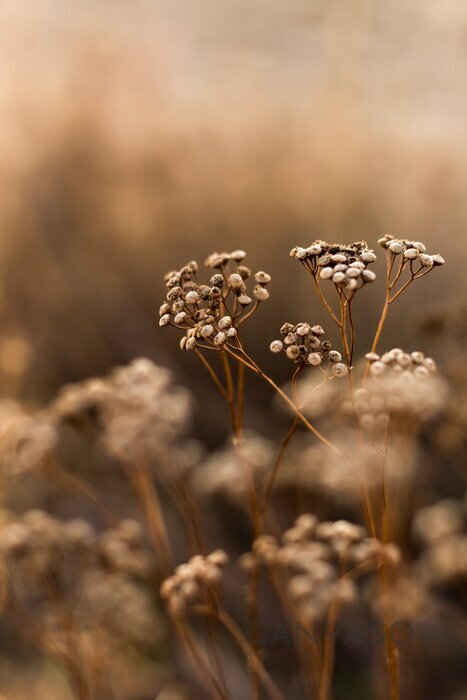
129,465,173,576
174,618,230,700
220,347,262,699
378,417,400,700
318,601,340,700
262,367,301,510
339,297,351,365
310,272,341,327
263,416,299,513
214,609,285,700
45,461,118,528
195,349,228,400
237,361,246,425
224,346,341,455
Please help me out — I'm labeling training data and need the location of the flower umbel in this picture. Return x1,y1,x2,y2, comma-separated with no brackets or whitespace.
270,322,348,376
159,253,271,351
290,240,377,300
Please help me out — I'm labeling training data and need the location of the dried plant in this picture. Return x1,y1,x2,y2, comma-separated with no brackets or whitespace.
1,236,460,700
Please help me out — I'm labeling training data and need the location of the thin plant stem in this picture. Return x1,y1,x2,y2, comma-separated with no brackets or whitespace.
310,272,341,327
318,600,340,700
221,351,241,436
364,291,390,381
262,370,329,513
224,347,341,455
263,416,299,514
174,618,230,700
220,347,262,699
237,361,246,426
45,461,118,528
377,416,400,700
129,465,173,577
339,297,351,365
348,298,357,365
195,349,228,400
213,609,285,700
238,301,260,327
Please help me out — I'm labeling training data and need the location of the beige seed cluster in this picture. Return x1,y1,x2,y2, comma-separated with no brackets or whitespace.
378,235,445,267
51,358,193,472
160,550,228,617
352,350,444,428
243,514,399,624
0,413,57,476
0,511,153,583
289,240,377,299
192,433,274,503
414,496,467,587
159,252,271,351
366,348,437,379
270,322,348,376
0,512,161,648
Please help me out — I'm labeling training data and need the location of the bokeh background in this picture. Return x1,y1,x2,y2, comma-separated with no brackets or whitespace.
1,2,467,697
1,0,466,408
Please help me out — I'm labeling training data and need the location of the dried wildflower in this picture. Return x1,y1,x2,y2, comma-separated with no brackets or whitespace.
412,499,464,546
366,348,437,377
348,352,446,429
160,551,228,617
0,510,153,585
290,240,377,299
0,509,160,654
81,569,163,647
417,525,467,587
378,235,445,269
158,251,270,352
0,412,58,475
270,321,348,375
51,358,193,475
249,513,398,624
192,433,274,503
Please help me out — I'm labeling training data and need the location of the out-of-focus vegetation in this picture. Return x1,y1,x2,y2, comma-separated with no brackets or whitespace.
0,2,466,699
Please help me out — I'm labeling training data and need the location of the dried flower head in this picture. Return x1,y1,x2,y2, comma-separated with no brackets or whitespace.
0,411,58,475
159,252,270,352
270,322,348,375
378,235,445,268
51,358,193,474
192,433,274,503
354,350,447,426
249,513,399,624
290,240,377,299
160,551,228,617
0,509,160,652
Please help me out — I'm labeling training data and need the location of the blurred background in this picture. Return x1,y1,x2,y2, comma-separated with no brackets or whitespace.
1,3,467,697
1,0,466,410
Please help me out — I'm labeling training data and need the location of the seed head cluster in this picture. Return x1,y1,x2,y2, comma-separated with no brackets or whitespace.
289,240,377,299
352,349,446,427
0,510,159,648
378,235,445,267
270,322,348,376
51,358,192,471
0,510,153,587
412,496,467,587
160,550,228,617
159,252,271,351
366,348,437,379
192,433,274,503
0,412,57,476
244,514,400,624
